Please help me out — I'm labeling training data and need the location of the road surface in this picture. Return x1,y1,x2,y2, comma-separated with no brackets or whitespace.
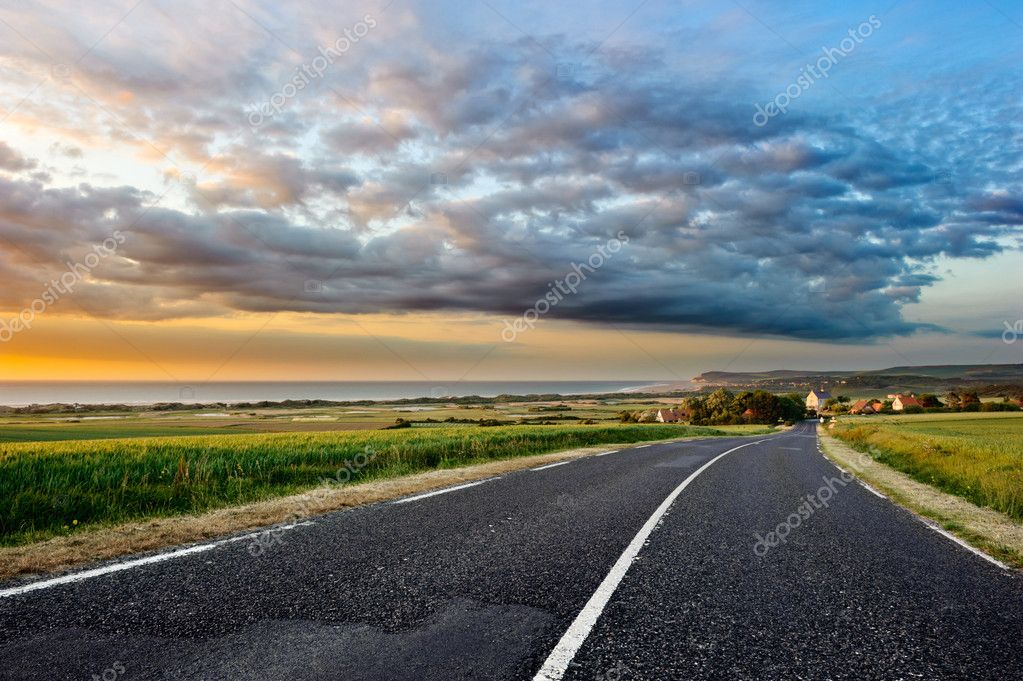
1,421,1021,680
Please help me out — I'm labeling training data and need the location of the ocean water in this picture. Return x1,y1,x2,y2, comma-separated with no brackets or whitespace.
0,381,667,407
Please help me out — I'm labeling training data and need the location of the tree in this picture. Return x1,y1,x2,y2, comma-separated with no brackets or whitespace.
742,390,781,423
778,394,808,422
959,391,980,410
705,388,737,423
918,393,942,408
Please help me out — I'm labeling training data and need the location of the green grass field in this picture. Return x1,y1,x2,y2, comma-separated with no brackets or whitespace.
831,412,1023,520
0,423,245,443
0,423,773,546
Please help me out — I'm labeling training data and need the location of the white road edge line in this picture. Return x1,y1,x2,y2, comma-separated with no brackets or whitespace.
634,444,651,448
857,480,887,499
533,438,770,681
924,522,1009,571
531,461,571,472
392,479,492,504
593,449,618,457
824,458,885,499
819,438,1008,571
0,521,315,599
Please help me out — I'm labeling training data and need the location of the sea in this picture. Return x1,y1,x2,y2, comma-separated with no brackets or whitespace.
0,381,674,407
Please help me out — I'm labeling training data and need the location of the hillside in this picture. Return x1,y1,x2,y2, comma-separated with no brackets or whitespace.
692,364,1023,394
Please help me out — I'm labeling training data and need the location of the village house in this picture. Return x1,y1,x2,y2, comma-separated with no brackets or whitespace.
849,399,886,414
655,408,686,423
892,394,921,411
849,399,873,414
805,388,831,412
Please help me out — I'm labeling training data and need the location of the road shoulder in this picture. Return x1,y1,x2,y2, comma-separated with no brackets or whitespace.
818,426,1023,569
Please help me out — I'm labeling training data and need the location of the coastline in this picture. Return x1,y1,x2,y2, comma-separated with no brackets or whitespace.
0,380,682,408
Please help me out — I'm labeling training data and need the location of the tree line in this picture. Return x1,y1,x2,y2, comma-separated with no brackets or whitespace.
621,389,806,425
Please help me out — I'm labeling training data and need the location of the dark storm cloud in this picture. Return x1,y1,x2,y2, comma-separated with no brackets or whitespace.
0,6,1019,341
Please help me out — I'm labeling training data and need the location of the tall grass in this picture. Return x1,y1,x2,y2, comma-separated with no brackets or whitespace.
831,416,1023,520
0,424,757,545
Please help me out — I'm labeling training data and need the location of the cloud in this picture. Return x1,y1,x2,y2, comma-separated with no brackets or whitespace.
0,142,35,172
0,3,1019,342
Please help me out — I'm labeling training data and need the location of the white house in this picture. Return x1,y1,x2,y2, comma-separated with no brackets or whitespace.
805,388,831,411
892,394,921,411
656,408,686,423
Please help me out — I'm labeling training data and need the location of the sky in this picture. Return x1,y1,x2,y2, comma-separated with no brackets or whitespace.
0,0,1020,383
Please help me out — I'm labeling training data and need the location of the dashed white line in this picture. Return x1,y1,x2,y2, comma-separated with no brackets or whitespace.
0,521,315,599
533,438,769,681
392,479,491,504
531,461,571,472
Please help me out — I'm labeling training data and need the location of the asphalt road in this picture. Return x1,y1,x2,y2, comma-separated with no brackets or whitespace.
1,421,1021,680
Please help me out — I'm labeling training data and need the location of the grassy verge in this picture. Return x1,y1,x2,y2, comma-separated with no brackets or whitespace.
828,414,1023,521
0,423,771,547
819,427,1023,569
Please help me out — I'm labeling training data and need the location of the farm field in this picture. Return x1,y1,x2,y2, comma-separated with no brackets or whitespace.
0,422,245,443
0,397,687,442
0,422,774,547
830,412,1023,520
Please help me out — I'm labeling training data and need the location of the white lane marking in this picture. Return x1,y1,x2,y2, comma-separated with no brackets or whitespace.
392,479,491,503
531,461,571,472
0,521,315,599
533,438,769,681
634,444,651,449
820,440,1007,571
593,450,618,457
858,481,887,499
819,443,883,499
923,521,1009,571
779,447,802,451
